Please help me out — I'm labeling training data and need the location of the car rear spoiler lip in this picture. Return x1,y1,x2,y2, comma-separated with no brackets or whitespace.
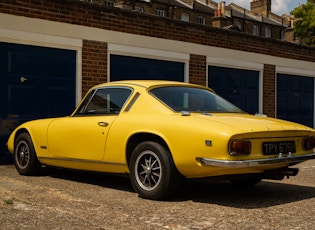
197,152,315,168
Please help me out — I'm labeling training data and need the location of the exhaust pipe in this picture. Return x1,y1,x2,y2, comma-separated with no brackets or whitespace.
279,168,299,178
265,168,299,180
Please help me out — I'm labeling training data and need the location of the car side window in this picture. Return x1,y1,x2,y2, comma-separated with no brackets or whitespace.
75,87,132,116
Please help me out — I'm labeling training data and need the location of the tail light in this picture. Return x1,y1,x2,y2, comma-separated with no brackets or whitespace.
303,137,315,151
229,140,251,156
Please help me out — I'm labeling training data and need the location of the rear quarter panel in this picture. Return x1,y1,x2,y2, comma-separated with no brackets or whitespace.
104,113,237,176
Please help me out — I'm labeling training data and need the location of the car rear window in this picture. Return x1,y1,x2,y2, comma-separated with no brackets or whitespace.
150,86,244,113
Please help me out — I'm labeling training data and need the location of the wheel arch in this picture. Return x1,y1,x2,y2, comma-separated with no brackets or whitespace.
8,128,31,153
126,132,171,168
14,128,30,141
9,127,43,158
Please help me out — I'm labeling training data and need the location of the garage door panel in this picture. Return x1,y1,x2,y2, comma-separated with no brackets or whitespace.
0,49,7,73
290,96,300,112
208,66,259,114
245,93,259,113
8,84,37,119
110,54,184,81
277,93,288,113
0,42,76,163
226,95,241,107
47,87,75,117
277,74,314,127
277,77,287,91
10,50,38,75
245,75,258,89
302,78,314,92
210,75,223,88
226,75,241,88
288,77,300,91
302,98,313,110
38,52,76,78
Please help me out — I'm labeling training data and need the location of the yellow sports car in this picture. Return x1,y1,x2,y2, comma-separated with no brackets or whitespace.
7,80,315,200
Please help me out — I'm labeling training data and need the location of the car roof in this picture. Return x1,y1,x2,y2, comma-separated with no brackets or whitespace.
93,80,205,90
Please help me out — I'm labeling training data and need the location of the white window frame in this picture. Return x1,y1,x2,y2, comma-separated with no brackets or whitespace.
265,27,271,38
134,6,144,13
181,13,190,22
252,25,258,36
105,0,115,7
235,22,242,30
197,16,205,25
281,29,285,40
156,9,165,17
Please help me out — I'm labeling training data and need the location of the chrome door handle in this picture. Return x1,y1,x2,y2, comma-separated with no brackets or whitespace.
20,77,27,83
98,122,109,127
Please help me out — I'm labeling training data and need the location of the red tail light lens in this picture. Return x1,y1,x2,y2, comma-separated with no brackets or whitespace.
303,137,315,151
229,140,251,156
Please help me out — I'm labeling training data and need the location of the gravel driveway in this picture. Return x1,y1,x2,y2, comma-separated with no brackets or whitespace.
1,160,315,229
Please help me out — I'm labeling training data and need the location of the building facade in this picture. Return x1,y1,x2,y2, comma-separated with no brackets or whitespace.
0,0,314,162
92,0,296,42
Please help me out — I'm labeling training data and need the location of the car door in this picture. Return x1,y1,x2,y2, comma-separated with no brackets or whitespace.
47,86,132,161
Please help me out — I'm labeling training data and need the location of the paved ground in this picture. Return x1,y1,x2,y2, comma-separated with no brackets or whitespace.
0,160,314,229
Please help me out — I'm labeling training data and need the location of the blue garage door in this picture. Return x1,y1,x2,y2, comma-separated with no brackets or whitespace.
277,74,314,127
0,42,76,163
208,66,259,114
110,55,185,81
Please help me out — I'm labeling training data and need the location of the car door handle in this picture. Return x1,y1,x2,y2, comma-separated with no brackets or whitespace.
20,76,27,83
98,122,109,127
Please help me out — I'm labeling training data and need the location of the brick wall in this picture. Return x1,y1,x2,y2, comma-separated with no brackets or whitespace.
189,54,207,86
262,64,276,117
82,40,108,96
1,0,314,62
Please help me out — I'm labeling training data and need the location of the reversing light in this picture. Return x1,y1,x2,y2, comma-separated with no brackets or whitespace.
229,140,251,156
303,137,315,151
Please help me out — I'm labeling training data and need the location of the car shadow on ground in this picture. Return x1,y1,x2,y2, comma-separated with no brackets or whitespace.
45,167,134,192
45,167,315,209
176,179,315,208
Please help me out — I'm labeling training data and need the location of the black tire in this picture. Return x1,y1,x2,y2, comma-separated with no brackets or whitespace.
129,141,182,200
14,133,41,175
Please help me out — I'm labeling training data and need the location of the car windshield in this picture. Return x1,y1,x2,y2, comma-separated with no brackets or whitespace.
150,86,244,113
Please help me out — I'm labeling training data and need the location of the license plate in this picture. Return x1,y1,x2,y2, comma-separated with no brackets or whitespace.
262,141,296,155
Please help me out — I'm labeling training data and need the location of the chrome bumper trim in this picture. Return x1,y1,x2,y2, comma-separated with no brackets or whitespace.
197,153,315,168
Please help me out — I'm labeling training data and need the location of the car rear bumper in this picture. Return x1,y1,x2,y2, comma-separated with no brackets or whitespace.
197,152,315,168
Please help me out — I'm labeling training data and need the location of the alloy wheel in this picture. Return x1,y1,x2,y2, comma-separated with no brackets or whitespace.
135,150,162,191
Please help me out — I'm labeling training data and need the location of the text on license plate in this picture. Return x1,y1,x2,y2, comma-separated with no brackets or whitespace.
262,141,296,155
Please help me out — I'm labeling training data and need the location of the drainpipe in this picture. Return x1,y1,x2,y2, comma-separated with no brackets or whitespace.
243,9,245,32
